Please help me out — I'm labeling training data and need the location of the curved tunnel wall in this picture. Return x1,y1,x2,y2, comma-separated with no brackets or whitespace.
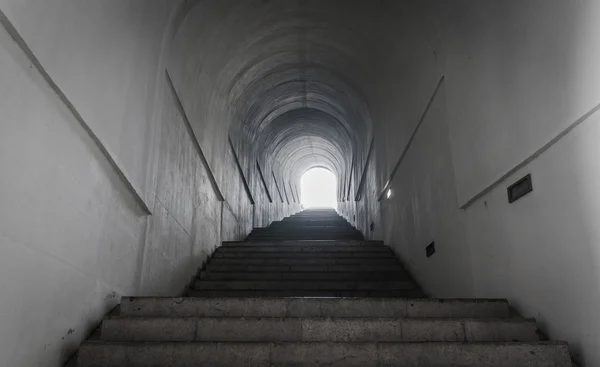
167,0,383,228
166,0,441,233
0,1,421,364
4,0,600,366
0,1,439,365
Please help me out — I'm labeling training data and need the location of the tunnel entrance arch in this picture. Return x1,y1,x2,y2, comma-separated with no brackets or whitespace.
300,167,337,209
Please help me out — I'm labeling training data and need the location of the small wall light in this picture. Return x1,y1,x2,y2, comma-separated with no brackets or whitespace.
386,188,392,199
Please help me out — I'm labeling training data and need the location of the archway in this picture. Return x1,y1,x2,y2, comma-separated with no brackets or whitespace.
300,167,337,209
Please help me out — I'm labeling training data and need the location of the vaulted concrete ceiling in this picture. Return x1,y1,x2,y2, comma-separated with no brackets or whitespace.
167,0,435,197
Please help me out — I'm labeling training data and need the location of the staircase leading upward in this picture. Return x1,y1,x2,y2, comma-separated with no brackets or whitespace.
77,209,572,366
245,209,364,241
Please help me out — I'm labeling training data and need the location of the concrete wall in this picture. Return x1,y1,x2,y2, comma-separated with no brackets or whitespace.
0,19,148,366
167,1,299,230
5,0,600,366
373,1,600,365
0,1,295,366
440,2,600,365
380,82,472,298
442,1,600,207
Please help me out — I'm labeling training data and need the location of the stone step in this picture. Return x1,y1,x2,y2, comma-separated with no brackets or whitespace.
216,245,390,253
247,232,362,236
258,224,351,226
78,341,571,367
251,228,358,233
277,222,349,226
207,258,399,266
247,231,361,235
101,316,539,343
282,217,349,224
277,223,349,227
192,279,415,291
248,234,362,240
270,223,352,227
203,264,407,272
187,289,425,297
289,212,338,216
245,236,364,241
222,240,384,247
120,297,511,318
212,251,395,259
257,229,356,233
198,271,410,281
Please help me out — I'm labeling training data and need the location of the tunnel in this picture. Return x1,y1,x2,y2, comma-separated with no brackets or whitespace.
2,0,600,366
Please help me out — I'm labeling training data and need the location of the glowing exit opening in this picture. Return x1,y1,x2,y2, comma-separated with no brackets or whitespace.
300,167,337,209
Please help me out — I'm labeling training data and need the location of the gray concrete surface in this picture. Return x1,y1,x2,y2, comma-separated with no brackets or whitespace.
120,297,511,319
0,0,597,365
101,316,539,343
78,341,571,367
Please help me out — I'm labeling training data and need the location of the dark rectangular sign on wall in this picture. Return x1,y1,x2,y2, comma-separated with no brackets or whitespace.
507,174,533,203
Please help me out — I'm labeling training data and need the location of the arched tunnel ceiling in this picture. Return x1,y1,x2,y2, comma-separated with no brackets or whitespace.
168,0,431,197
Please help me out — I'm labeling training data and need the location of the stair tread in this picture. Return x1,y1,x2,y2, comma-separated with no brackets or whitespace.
79,341,571,367
100,317,539,343
187,290,426,297
193,279,416,291
203,265,406,272
223,240,384,246
212,252,395,258
207,258,400,264
198,271,410,280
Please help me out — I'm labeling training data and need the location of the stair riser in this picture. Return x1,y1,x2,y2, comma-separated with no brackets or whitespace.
198,271,410,281
216,246,390,253
245,237,364,241
101,318,539,343
250,229,357,233
204,265,405,272
212,252,394,259
251,226,355,229
270,224,352,228
120,298,511,318
192,280,415,291
248,231,361,235
78,342,571,367
248,233,360,237
222,241,384,246
187,290,425,297
208,258,399,265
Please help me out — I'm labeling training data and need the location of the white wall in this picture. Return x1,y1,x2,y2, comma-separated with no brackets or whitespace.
465,108,600,365
381,83,473,298
373,1,600,366
441,0,600,206
441,2,600,365
0,1,271,366
0,0,175,204
0,21,148,366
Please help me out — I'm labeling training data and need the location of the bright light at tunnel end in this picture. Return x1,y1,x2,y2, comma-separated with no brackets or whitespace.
301,168,338,209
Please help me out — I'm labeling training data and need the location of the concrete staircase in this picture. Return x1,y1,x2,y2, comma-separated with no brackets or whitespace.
77,208,572,366
245,209,364,241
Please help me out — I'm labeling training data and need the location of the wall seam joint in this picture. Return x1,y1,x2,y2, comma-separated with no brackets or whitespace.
0,9,152,215
355,136,375,202
228,136,255,205
460,100,600,209
164,69,225,202
377,75,445,201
